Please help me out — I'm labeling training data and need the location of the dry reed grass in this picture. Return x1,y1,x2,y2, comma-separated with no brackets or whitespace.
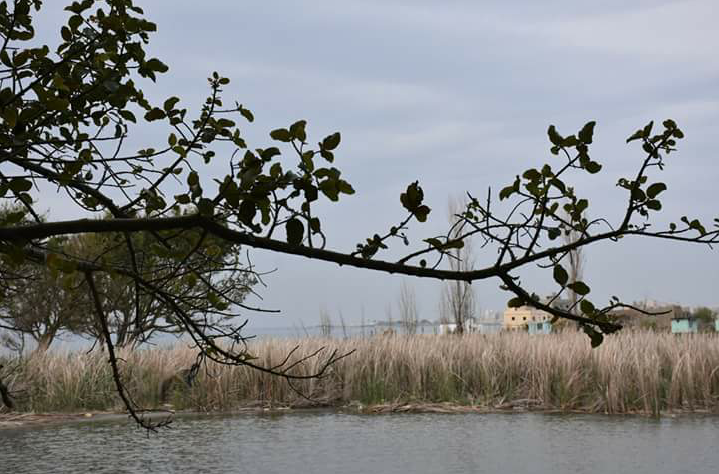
2,330,718,415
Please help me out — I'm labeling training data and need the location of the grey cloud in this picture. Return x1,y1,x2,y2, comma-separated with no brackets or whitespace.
28,1,719,327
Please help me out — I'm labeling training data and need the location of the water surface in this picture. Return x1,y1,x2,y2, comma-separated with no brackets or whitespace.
2,412,718,473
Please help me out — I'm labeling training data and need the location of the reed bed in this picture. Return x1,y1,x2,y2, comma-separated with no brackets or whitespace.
2,330,718,415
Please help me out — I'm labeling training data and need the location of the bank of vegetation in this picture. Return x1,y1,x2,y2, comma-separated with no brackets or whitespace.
1,330,718,416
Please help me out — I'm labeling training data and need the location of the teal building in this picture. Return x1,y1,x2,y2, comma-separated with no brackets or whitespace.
528,321,552,335
671,317,699,334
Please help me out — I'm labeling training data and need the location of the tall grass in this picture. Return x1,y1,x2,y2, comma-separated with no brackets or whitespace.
2,330,718,414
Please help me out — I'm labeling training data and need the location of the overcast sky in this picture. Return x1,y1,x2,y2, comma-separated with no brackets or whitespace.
35,1,719,328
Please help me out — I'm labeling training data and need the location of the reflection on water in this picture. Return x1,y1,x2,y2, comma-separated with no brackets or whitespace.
2,413,719,474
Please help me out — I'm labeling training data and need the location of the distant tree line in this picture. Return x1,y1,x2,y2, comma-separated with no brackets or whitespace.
0,206,257,353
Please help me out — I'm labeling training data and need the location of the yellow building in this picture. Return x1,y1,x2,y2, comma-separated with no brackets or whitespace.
503,306,551,330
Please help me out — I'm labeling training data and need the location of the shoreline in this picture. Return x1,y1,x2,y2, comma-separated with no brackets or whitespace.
2,402,717,429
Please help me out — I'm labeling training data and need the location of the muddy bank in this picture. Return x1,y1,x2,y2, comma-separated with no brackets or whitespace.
3,399,715,429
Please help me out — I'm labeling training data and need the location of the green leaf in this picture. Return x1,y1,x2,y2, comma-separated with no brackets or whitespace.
68,14,83,31
174,194,190,204
583,325,604,348
507,297,524,308
322,132,341,150
216,118,235,129
442,239,464,249
626,130,644,143
320,150,334,162
337,180,355,195
119,110,136,123
631,187,646,202
46,98,70,111
549,178,566,194
646,182,667,199
185,273,198,289
269,163,283,178
553,265,569,286
286,218,304,246
642,121,654,139
270,128,292,142
522,168,541,181
499,184,515,201
580,299,595,315
568,281,590,296
424,238,463,251
187,171,199,187
61,25,72,41
145,58,168,73
547,125,564,147
645,200,662,211
197,198,214,216
2,107,18,128
304,185,318,202
319,179,339,201
499,176,520,201
239,105,254,122
300,151,315,172
687,219,706,235
239,199,256,226
400,181,424,211
584,161,602,174
562,135,578,147
2,210,25,225
144,108,166,121
260,147,281,161
413,205,430,223
8,178,32,193
578,121,596,144
547,227,561,240
220,178,240,207
289,120,307,142
575,199,588,213
424,238,442,249
163,97,180,112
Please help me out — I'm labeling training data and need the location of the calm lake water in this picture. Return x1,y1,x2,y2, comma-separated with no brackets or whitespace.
2,412,718,473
